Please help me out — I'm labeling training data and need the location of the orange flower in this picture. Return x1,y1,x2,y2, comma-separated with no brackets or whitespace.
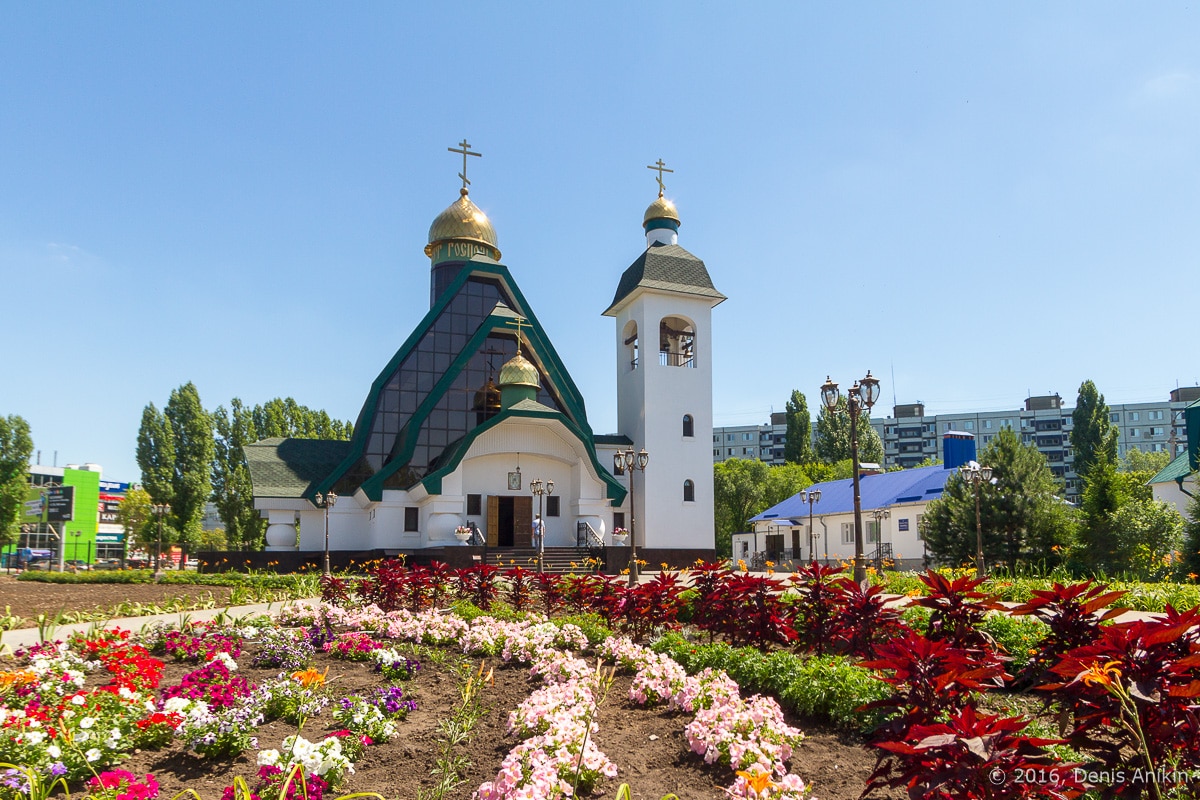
1079,660,1122,688
291,667,328,688
736,769,776,796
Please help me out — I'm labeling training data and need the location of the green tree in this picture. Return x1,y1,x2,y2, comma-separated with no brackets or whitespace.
1180,487,1200,580
1121,448,1172,477
783,390,814,464
211,397,353,551
212,399,263,551
1070,380,1118,481
136,403,175,505
920,428,1076,569
115,486,153,553
1078,459,1183,576
814,396,883,464
1110,498,1184,581
763,463,812,509
163,383,214,549
0,415,34,545
713,458,770,556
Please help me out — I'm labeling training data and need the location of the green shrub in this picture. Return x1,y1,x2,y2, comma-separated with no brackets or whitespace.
981,612,1046,670
555,613,613,645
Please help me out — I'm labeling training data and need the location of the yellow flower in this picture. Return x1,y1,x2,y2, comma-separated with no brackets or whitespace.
736,769,776,796
1079,660,1122,688
291,667,328,688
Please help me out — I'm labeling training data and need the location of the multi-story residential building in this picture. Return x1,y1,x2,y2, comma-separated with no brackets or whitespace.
870,387,1198,503
712,412,788,465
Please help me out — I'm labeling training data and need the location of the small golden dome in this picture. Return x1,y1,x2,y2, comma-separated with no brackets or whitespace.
498,352,540,389
643,194,680,225
427,189,499,249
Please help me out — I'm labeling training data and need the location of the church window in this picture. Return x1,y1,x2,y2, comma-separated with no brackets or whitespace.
623,321,639,371
547,496,560,517
683,480,695,502
614,512,626,530
682,414,694,437
404,507,419,532
467,494,482,516
659,315,696,368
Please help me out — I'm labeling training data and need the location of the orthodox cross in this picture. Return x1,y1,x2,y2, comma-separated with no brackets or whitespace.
448,139,482,191
505,316,529,351
647,158,673,196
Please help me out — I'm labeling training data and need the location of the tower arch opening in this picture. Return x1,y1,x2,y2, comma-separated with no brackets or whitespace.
659,315,696,368
623,320,640,371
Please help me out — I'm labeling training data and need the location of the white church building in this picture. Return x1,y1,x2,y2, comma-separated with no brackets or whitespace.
246,155,724,570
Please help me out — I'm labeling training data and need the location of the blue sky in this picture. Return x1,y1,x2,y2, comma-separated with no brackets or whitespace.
3,4,1198,483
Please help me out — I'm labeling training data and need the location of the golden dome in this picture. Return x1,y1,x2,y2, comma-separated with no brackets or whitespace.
427,188,499,249
643,194,680,225
498,352,540,389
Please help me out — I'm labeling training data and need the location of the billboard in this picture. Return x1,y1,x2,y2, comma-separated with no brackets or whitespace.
45,486,75,522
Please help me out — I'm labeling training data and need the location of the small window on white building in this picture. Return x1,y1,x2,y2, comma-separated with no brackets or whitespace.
683,480,695,502
841,522,854,544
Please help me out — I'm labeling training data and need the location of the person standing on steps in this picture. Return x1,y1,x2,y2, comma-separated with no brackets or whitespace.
532,514,544,551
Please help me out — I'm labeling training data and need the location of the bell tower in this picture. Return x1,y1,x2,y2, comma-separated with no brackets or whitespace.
602,162,725,552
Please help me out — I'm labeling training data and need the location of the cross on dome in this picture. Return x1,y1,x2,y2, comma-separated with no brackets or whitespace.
448,139,482,193
646,158,674,197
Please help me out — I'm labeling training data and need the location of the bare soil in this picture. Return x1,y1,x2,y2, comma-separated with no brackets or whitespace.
0,575,235,627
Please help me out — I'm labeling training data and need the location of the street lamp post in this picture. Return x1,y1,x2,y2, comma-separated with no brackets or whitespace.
959,461,993,576
799,488,821,563
870,507,890,570
314,491,338,577
530,478,554,574
152,503,170,573
613,447,649,586
820,371,881,584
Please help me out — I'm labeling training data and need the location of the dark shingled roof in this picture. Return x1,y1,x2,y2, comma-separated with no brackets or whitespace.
246,437,353,499
604,242,726,315
593,434,634,446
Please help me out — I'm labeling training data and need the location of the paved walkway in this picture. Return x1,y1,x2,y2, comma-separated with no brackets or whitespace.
0,597,320,652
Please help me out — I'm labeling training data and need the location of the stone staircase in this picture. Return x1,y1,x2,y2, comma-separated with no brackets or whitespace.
483,546,602,574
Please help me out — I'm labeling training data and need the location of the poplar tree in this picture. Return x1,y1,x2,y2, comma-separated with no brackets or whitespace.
164,383,214,548
0,415,34,545
1070,379,1118,480
784,390,814,464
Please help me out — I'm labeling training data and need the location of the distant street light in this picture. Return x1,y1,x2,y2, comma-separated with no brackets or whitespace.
820,371,881,583
530,478,554,574
613,447,649,586
959,461,993,576
314,491,338,577
871,507,890,570
798,488,821,563
152,503,171,573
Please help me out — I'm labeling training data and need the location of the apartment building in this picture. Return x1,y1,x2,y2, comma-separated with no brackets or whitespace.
712,412,788,465
870,387,1198,502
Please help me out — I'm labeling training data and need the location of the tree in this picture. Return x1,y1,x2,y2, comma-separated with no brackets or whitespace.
763,463,812,510
713,458,770,556
136,403,175,505
1110,498,1184,581
0,415,34,546
920,428,1076,569
158,384,214,549
814,396,883,465
211,397,353,551
1121,448,1172,476
115,486,153,553
1070,379,1118,481
1078,459,1182,576
1180,488,1200,580
784,390,814,464
212,399,263,551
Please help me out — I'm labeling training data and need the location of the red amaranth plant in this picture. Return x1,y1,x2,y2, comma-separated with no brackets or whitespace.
911,570,1004,660
687,560,733,643
534,571,565,615
1010,580,1126,687
830,577,904,658
865,705,1086,799
789,562,848,655
618,570,685,642
502,566,537,612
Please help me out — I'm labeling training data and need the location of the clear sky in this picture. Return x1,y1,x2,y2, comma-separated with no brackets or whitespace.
3,3,1198,483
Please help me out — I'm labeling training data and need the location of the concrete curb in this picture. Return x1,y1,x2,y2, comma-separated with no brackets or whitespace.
0,597,321,652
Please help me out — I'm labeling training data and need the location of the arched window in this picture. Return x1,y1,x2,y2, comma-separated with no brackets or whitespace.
659,315,696,368
623,320,639,371
683,480,695,502
682,414,694,437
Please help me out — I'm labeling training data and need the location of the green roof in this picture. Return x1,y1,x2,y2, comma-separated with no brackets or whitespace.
594,434,633,446
246,438,353,498
1149,451,1196,486
604,242,726,315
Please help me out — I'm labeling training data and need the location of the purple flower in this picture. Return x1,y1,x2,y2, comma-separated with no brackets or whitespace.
50,763,68,777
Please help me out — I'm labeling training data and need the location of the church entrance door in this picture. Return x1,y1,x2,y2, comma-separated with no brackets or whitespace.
486,496,533,547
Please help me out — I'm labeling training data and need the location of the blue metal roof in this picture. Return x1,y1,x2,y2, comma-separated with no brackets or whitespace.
750,464,956,523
